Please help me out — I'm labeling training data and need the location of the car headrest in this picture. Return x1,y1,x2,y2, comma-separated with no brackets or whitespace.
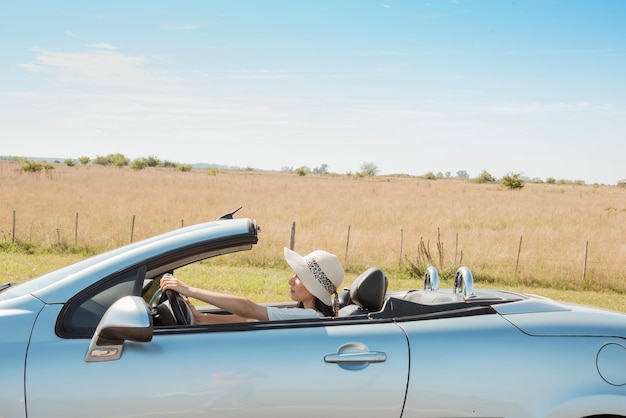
349,267,388,312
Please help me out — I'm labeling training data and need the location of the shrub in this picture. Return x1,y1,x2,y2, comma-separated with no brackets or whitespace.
313,164,329,174
359,162,379,176
110,153,129,167
145,155,161,167
295,166,309,176
20,159,43,172
475,170,496,184
93,153,129,167
130,158,148,170
501,172,524,190
161,160,178,168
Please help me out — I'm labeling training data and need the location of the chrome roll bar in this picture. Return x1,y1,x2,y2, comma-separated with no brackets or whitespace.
454,266,475,297
423,266,439,291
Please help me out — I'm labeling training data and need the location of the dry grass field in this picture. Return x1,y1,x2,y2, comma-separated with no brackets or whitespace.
2,160,626,310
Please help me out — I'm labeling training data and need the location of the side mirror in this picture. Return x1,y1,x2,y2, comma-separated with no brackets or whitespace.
85,296,153,362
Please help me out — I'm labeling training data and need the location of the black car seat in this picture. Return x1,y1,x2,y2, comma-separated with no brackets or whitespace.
338,267,388,316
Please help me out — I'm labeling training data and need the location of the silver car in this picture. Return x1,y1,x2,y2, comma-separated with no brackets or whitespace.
1,216,626,417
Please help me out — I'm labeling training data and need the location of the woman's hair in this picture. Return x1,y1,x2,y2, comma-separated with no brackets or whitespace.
297,298,335,317
314,298,335,316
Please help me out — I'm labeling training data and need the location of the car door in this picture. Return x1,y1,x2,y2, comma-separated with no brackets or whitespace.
25,310,409,418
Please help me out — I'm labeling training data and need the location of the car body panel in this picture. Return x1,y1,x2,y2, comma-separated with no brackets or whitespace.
497,300,626,337
0,294,45,418
26,306,409,418
398,312,626,417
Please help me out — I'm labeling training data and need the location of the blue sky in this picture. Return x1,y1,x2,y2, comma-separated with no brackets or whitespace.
1,1,625,184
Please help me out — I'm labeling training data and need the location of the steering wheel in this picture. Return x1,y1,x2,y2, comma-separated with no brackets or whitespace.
165,290,190,325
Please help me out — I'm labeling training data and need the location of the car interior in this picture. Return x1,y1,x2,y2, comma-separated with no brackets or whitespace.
147,265,523,328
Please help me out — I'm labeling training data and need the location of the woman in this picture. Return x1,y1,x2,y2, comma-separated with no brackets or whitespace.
160,248,345,324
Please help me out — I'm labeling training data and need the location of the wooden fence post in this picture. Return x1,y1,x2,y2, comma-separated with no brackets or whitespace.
583,240,589,281
74,212,79,245
289,222,296,250
345,225,351,264
515,235,523,276
454,232,459,268
399,228,404,268
130,215,136,243
12,210,16,243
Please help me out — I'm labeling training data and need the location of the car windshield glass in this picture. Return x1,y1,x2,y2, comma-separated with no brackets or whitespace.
0,255,108,301
0,238,152,302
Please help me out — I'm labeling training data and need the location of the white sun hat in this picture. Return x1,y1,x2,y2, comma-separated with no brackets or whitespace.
284,248,345,306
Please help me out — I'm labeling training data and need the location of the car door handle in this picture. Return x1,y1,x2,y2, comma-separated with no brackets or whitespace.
324,342,387,369
324,351,387,364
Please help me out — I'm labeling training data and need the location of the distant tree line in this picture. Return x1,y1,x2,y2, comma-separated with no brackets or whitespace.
62,154,192,172
8,154,192,174
6,155,622,187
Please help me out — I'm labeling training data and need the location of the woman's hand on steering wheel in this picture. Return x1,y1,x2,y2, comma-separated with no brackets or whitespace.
165,289,192,325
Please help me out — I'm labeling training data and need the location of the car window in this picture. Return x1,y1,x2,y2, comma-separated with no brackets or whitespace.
142,276,162,305
58,267,143,338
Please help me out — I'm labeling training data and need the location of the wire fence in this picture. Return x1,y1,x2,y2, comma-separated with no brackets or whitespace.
3,209,622,292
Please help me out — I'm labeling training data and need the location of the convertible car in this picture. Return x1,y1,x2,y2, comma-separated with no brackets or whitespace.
1,215,626,418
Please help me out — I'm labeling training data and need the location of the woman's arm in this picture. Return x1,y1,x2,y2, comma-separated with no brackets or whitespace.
160,275,269,321
186,300,255,324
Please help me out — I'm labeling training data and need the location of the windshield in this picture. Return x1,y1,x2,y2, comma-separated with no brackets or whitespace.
0,252,115,302
0,231,169,302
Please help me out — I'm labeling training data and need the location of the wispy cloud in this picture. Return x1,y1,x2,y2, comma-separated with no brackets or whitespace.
334,99,617,123
350,50,408,57
224,69,295,80
485,102,615,116
161,23,200,32
86,42,118,51
20,45,179,91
